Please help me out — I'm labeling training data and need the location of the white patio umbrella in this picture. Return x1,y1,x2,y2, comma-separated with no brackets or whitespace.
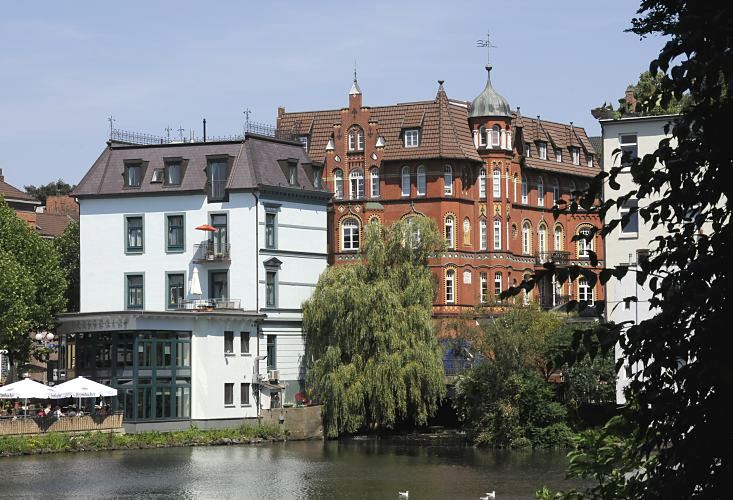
50,376,118,414
190,267,202,296
0,378,61,417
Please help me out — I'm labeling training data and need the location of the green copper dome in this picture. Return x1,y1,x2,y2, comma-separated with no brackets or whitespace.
468,65,511,118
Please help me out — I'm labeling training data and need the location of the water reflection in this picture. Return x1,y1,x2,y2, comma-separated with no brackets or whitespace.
0,439,581,499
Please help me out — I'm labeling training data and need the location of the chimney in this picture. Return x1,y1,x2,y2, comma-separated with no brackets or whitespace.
625,86,637,113
203,118,207,142
277,106,285,118
0,168,4,182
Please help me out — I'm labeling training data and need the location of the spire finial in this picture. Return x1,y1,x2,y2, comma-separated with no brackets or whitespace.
354,61,357,83
476,30,498,66
349,62,362,95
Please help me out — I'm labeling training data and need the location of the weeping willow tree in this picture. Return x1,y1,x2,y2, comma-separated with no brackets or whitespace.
303,216,447,437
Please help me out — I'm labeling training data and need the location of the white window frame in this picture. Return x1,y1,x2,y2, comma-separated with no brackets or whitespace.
445,270,455,304
494,272,502,299
444,165,453,196
552,178,560,206
554,225,563,250
370,167,379,198
619,134,638,171
537,177,544,207
401,166,410,197
348,130,355,152
493,219,501,250
522,222,531,255
521,175,528,204
571,147,580,165
538,142,547,160
492,168,501,198
620,200,639,237
341,219,360,251
587,154,593,168
513,175,518,202
538,224,547,253
555,149,562,163
480,272,488,304
417,165,426,196
578,226,593,258
334,169,344,200
479,126,486,147
445,216,455,249
404,129,419,148
525,143,531,157
578,278,594,305
491,125,500,147
479,219,487,250
479,168,486,199
349,169,364,200
357,128,364,151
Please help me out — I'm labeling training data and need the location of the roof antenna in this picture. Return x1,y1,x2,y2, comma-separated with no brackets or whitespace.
243,108,252,136
107,115,115,139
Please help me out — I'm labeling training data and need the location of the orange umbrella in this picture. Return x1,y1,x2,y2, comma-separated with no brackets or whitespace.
195,224,217,231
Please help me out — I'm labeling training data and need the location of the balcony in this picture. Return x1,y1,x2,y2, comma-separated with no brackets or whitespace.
540,294,570,310
193,241,230,263
535,250,570,266
173,298,242,311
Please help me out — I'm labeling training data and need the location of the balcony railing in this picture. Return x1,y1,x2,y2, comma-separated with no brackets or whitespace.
193,241,230,262
173,298,242,311
540,294,571,310
535,250,570,265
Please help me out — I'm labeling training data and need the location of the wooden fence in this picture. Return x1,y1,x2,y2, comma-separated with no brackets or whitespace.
0,414,123,436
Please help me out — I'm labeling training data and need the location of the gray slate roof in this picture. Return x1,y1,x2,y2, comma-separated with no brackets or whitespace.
73,135,327,198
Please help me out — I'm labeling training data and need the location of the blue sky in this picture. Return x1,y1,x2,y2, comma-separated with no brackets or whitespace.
0,1,664,189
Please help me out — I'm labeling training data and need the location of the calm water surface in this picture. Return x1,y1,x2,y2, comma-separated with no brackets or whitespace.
0,439,581,499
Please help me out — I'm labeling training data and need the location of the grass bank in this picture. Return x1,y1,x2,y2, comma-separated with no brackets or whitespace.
0,423,286,458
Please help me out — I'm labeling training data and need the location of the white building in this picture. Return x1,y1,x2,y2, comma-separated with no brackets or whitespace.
600,114,676,404
57,134,329,431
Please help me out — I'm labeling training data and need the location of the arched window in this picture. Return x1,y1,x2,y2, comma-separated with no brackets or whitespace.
401,166,410,197
537,176,544,207
554,224,564,250
370,167,379,198
463,217,471,245
521,175,528,204
445,269,455,304
494,272,503,300
493,219,502,250
348,126,364,152
493,167,501,198
417,165,426,196
341,218,360,251
334,169,344,199
479,126,486,147
552,178,560,206
491,125,501,147
577,225,594,258
349,169,364,200
479,168,486,198
522,221,532,255
479,218,487,250
578,278,594,304
538,223,548,254
444,165,453,196
445,215,455,249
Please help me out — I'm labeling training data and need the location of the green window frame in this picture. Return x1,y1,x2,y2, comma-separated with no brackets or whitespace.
126,274,144,310
241,383,250,405
166,273,184,309
265,213,276,249
266,335,276,370
224,383,234,406
265,271,277,307
166,214,184,252
125,216,144,253
240,332,250,354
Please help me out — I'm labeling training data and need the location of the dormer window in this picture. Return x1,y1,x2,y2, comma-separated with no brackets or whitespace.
288,165,297,186
313,166,323,189
348,127,364,152
571,147,580,165
555,149,562,163
538,142,547,160
165,161,182,185
587,154,594,168
207,159,228,201
524,143,531,157
124,163,142,188
298,135,309,152
404,129,420,148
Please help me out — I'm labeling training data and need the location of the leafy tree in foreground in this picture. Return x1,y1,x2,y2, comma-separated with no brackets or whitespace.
54,219,80,312
24,179,75,205
303,217,446,437
530,1,732,497
592,70,691,119
0,197,66,375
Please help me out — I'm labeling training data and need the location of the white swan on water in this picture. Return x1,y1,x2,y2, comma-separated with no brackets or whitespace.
398,491,409,498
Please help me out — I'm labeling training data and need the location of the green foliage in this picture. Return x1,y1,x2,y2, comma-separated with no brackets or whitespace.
526,2,733,497
0,197,66,367
54,219,80,312
592,70,691,119
303,217,447,437
23,179,74,204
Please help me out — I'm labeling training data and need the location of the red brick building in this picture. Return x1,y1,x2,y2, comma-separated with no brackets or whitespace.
277,65,604,322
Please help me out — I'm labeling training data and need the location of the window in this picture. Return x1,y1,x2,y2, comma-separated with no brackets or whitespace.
241,332,250,354
522,221,532,255
341,218,360,251
537,177,544,207
401,166,410,196
444,165,453,196
571,147,580,165
480,272,488,304
620,199,639,236
404,129,419,147
210,270,228,300
538,142,547,160
494,272,502,299
552,178,560,206
167,273,184,309
578,278,594,304
126,216,143,253
479,126,486,146
417,165,426,196
513,174,518,202
491,125,500,147
224,331,234,354
349,169,365,199
357,129,364,151
165,162,182,185
126,274,143,310
479,168,486,198
166,215,184,252
334,169,344,199
266,271,277,307
493,219,501,250
577,226,593,258
210,213,228,257
124,163,142,187
445,216,455,249
521,175,528,204
313,166,323,189
445,270,455,303
587,154,594,168
620,134,638,167
266,335,276,370
241,383,250,405
288,165,297,186
492,168,501,198
555,149,562,163
569,180,577,202
348,127,364,152
524,143,531,157
538,224,547,253
554,225,563,250
298,135,309,151
224,383,234,406
207,159,228,201
479,219,487,250
265,213,276,249
370,167,380,198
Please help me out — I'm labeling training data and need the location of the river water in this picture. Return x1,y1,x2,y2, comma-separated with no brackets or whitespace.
0,439,582,499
